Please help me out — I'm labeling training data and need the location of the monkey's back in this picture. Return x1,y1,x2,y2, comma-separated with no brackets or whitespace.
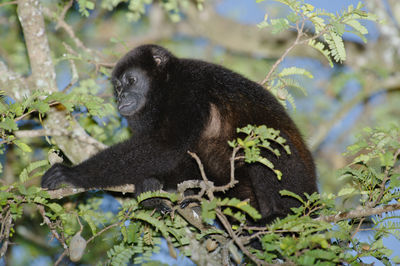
172,58,317,223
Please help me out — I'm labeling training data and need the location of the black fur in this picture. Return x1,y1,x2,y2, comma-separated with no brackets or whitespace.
42,44,317,224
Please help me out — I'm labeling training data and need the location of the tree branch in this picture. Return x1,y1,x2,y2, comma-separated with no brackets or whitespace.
0,61,31,101
42,6,92,55
15,128,107,150
15,0,106,164
45,184,135,199
0,211,12,257
17,0,56,91
316,203,400,223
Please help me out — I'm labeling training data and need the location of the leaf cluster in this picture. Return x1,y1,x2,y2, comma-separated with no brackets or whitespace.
100,0,204,22
258,0,379,108
0,89,114,153
229,124,291,180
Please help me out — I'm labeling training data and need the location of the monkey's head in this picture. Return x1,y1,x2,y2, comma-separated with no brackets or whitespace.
111,45,175,117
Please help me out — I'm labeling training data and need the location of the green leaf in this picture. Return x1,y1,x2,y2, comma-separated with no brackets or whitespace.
353,154,370,164
257,157,274,169
196,228,225,240
201,198,217,224
379,151,394,167
0,102,8,113
9,103,23,116
86,1,95,9
48,203,63,214
137,191,178,204
325,32,346,63
107,243,135,266
33,196,48,204
393,256,400,264
279,190,305,204
270,18,290,34
134,211,169,238
0,117,18,131
337,187,357,197
308,40,333,67
274,169,283,181
332,21,346,36
14,140,32,153
310,16,326,33
345,19,368,34
82,213,98,235
279,67,314,79
19,160,48,183
30,101,50,113
218,198,262,220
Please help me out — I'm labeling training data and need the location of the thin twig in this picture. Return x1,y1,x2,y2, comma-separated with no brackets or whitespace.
54,250,68,266
216,209,268,266
373,148,400,206
42,7,91,54
55,0,73,29
213,146,240,193
350,217,365,240
86,222,121,244
187,151,209,182
260,19,305,86
76,214,84,234
37,205,68,250
260,15,331,87
14,102,60,122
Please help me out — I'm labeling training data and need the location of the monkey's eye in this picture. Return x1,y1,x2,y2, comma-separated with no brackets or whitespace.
127,76,137,85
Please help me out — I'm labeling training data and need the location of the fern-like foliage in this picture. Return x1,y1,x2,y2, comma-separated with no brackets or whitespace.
107,243,135,266
19,160,49,183
137,190,179,204
257,0,379,107
229,124,290,180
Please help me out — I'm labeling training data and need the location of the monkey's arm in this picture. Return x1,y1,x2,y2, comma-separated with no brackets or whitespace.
41,137,187,194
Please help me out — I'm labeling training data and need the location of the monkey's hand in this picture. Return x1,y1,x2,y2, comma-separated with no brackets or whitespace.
41,163,76,190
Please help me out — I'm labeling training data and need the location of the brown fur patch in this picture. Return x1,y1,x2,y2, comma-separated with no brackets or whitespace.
197,103,234,180
203,103,222,139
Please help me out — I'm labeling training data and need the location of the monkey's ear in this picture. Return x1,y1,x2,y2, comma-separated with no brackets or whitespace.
151,46,170,67
153,55,163,66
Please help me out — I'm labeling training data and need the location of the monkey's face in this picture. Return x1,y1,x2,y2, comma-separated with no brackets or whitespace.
112,68,150,117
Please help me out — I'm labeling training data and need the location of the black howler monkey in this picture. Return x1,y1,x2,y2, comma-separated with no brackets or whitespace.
41,44,317,224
